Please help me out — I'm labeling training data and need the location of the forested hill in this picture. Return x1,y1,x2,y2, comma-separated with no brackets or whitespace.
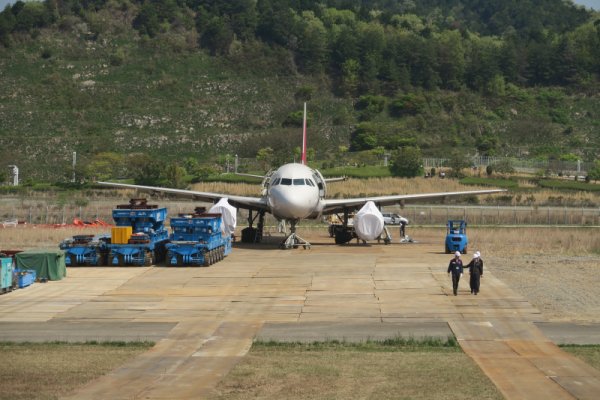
0,0,598,183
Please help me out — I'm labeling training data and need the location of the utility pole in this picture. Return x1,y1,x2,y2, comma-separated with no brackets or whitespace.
72,151,77,183
8,165,18,186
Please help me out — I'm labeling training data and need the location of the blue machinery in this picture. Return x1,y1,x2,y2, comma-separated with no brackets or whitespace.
60,200,232,267
107,199,169,266
445,219,468,254
166,211,232,266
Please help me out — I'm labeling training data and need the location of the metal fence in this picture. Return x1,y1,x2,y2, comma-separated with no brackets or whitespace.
1,202,599,227
389,205,600,226
423,157,594,176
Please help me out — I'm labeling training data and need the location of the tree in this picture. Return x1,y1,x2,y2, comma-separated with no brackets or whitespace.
293,147,315,162
201,16,234,55
388,93,425,117
448,151,469,178
164,163,186,188
389,146,422,178
350,123,378,151
84,152,126,181
340,58,360,96
296,11,328,74
183,157,201,176
586,160,600,182
128,154,165,186
436,30,465,90
256,147,274,170
355,95,386,121
132,2,160,37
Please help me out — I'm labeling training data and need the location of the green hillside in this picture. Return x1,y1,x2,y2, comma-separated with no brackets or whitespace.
0,1,598,184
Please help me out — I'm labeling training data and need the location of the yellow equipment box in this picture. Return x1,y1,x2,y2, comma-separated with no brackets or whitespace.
111,226,132,244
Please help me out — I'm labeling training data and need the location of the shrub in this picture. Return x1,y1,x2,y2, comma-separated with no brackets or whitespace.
389,147,422,178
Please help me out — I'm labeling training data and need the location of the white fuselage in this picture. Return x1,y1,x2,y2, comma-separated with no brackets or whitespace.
266,163,323,220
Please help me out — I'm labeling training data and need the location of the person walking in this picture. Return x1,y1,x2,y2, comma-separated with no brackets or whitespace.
466,251,484,295
399,216,408,239
447,251,463,296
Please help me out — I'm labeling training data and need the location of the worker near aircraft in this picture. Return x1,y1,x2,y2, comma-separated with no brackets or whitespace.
399,216,408,239
466,251,484,295
447,251,463,296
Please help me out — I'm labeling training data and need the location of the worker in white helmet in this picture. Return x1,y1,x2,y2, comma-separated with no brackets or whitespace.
447,251,464,296
466,251,484,295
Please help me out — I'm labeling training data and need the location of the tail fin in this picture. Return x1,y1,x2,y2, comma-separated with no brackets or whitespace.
301,102,307,165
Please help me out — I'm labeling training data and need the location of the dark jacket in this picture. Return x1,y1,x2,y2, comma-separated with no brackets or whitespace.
466,258,483,276
447,258,463,276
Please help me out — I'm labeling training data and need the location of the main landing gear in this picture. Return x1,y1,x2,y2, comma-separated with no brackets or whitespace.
280,220,311,249
241,210,265,243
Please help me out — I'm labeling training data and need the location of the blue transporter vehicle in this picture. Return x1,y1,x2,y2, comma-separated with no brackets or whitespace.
108,199,169,266
166,211,232,266
445,220,468,254
60,234,111,266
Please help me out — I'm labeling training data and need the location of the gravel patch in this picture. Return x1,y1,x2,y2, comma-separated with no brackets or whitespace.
488,255,600,323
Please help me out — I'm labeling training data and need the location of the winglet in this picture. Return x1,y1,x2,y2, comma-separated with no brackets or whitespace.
301,102,307,165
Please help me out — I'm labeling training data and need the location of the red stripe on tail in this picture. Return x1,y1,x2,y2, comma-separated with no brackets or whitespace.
301,102,307,165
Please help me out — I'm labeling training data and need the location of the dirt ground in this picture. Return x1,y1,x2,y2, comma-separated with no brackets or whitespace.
401,226,600,324
487,254,600,323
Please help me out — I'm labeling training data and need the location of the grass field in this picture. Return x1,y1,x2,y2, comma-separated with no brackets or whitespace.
208,340,495,400
0,338,598,399
0,341,153,400
561,345,600,370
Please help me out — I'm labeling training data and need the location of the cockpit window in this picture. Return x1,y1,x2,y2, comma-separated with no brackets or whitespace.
306,179,315,186
280,178,292,185
293,178,305,185
272,178,280,186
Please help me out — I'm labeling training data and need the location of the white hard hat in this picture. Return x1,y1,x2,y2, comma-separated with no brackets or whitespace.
473,253,478,258
454,251,461,257
475,251,481,258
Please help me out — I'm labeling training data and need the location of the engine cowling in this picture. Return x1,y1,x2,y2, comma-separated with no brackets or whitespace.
209,198,237,236
354,201,384,241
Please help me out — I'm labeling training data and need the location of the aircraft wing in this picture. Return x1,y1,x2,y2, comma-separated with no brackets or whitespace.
96,182,268,211
324,176,347,183
321,189,506,215
234,172,265,180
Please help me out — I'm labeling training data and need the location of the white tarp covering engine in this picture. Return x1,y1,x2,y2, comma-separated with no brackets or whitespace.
353,201,384,241
208,198,237,236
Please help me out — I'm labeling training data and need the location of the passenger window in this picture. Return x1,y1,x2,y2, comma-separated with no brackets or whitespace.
281,178,292,185
293,178,305,185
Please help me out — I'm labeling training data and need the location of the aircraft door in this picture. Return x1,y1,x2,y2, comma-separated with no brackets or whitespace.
312,171,326,198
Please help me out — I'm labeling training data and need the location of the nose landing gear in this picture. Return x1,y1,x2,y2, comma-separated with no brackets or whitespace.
280,220,311,249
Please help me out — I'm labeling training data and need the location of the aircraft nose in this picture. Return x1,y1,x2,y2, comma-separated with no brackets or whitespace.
270,188,313,219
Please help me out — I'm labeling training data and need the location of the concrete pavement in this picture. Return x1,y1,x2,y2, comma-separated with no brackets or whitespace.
0,233,599,399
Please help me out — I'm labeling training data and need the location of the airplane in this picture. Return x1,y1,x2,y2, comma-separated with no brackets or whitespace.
98,103,506,249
